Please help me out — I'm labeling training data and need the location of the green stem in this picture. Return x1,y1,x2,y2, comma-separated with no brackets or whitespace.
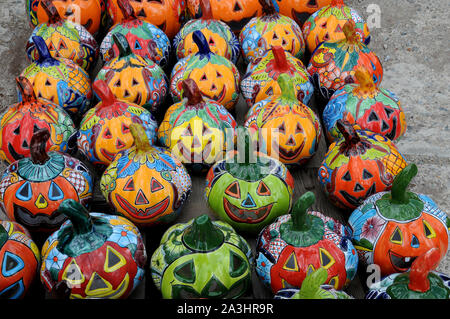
130,123,152,152
291,192,315,231
183,215,224,252
390,164,417,204
277,73,297,102
58,199,93,235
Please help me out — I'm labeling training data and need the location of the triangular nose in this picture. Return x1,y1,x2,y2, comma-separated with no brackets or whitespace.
241,193,256,208
286,135,296,146
35,194,48,209
411,235,420,248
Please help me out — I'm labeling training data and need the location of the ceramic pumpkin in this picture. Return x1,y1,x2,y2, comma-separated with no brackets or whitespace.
274,0,333,27
170,30,240,111
274,268,353,299
158,79,237,171
151,214,253,299
349,164,449,277
77,80,158,167
21,36,92,119
174,0,240,64
95,33,168,114
244,74,321,165
100,0,171,69
205,129,294,233
302,0,370,53
255,191,358,294
0,129,93,232
0,76,76,165
107,0,186,39
239,0,305,65
323,67,406,143
318,120,408,210
100,123,192,227
40,199,147,299
0,220,40,299
307,20,382,100
241,46,314,108
187,0,263,35
366,248,450,299
27,0,106,36
26,0,99,72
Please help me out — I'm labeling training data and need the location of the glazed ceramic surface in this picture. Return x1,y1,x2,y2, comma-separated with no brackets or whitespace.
151,214,253,299
26,0,99,72
323,68,406,143
171,30,240,111
274,0,333,27
77,80,158,167
241,46,314,107
0,129,93,232
100,0,171,69
244,74,321,165
21,36,92,118
95,33,168,114
349,164,449,277
0,76,76,164
255,192,358,294
318,120,407,210
0,220,40,299
40,199,147,299
100,124,192,227
239,0,305,64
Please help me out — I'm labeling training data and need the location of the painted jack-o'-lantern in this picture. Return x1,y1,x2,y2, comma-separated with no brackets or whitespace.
239,0,305,65
171,30,240,111
205,129,294,233
318,120,407,210
274,0,333,27
0,220,40,299
244,74,321,165
100,0,171,69
77,80,158,167
100,123,192,227
0,129,93,232
27,0,106,36
0,77,76,164
187,0,263,35
151,214,253,299
274,268,353,299
174,0,240,64
366,248,450,299
107,0,186,39
95,33,168,113
323,68,406,143
26,0,99,72
40,199,147,299
302,0,370,53
255,191,358,294
21,36,92,119
241,46,314,108
159,79,237,172
349,164,449,277
307,20,382,100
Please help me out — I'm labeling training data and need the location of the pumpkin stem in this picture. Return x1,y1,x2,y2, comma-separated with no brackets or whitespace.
192,30,211,55
199,0,213,20
183,214,224,252
272,46,290,73
391,164,417,204
93,80,117,110
130,123,152,152
408,248,441,293
16,76,37,103
277,72,297,102
259,0,276,15
291,192,315,231
58,199,93,235
342,20,359,45
30,128,51,165
354,67,377,93
0,225,8,249
113,33,132,58
336,119,361,145
42,0,62,24
182,78,204,106
32,36,53,63
117,0,137,20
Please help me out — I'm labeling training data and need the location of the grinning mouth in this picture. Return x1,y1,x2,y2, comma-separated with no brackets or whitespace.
223,198,273,224
389,251,417,272
8,143,25,161
14,204,67,231
177,139,213,163
100,148,116,162
273,139,305,162
202,86,226,104
115,194,170,220
339,183,376,208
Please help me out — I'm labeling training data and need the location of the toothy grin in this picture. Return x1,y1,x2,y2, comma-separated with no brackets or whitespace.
203,86,226,104
389,251,417,272
273,139,305,162
223,198,273,224
13,204,67,231
115,194,170,220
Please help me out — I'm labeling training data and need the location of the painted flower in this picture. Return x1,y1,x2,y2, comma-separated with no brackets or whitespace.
360,215,386,241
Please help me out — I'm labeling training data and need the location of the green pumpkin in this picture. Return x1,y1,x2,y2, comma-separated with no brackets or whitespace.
151,214,253,299
205,129,294,233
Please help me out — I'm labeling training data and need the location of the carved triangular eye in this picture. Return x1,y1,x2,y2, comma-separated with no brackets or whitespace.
174,259,196,284
233,1,242,12
114,79,121,87
368,111,379,122
150,177,164,192
225,181,240,199
48,181,64,201
362,169,373,179
296,123,304,134
216,70,222,78
58,39,67,50
423,220,436,239
257,181,271,196
283,252,299,271
182,124,193,137
307,0,318,7
202,124,212,135
230,251,247,278
16,182,32,201
123,177,135,191
201,276,227,297
319,248,335,269
342,171,351,181
2,252,24,277
209,37,215,46
335,24,343,33
121,123,130,134
62,259,84,285
200,73,208,81
102,127,112,139
278,122,286,134
104,246,126,273
390,227,403,244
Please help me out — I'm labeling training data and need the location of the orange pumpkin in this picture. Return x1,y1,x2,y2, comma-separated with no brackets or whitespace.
275,0,333,27
107,0,186,39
